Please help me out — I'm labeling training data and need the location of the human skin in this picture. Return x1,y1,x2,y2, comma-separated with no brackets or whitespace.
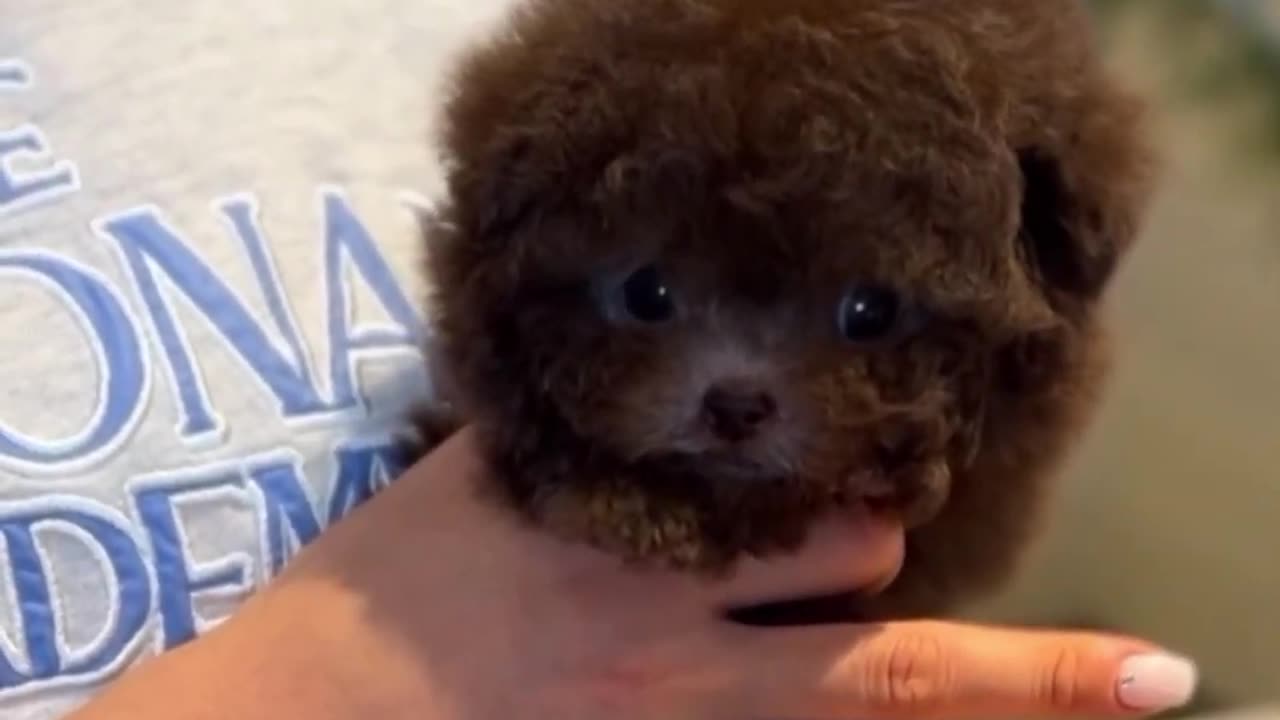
65,429,1196,720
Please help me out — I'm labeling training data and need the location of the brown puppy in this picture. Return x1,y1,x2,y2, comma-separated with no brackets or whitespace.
412,0,1155,620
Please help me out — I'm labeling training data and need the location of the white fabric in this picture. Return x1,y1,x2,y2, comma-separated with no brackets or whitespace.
0,1,516,716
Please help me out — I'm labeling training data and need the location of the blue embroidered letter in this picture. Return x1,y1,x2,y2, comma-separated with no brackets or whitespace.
133,474,252,649
0,124,78,215
99,206,335,442
0,500,150,691
0,251,148,473
246,457,322,575
322,190,425,412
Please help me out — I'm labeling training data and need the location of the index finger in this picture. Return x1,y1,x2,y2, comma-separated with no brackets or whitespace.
698,509,905,608
897,622,1196,718
725,620,1197,719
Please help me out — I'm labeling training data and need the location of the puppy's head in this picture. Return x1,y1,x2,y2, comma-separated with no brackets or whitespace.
427,0,1154,600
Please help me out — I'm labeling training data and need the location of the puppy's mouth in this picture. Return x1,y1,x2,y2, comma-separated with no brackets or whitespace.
695,450,784,481
845,460,953,530
645,424,804,481
640,428,952,528
647,441,795,483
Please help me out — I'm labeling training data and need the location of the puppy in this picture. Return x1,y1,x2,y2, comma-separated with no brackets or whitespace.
411,0,1155,620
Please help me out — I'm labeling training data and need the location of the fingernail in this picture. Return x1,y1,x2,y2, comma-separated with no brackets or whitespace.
1118,652,1198,711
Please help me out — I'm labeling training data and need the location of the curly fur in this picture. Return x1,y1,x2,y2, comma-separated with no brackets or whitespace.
410,0,1155,620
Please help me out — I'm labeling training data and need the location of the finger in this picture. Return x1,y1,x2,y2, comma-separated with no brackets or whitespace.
403,431,905,610
725,620,1196,720
924,623,1196,718
694,509,905,608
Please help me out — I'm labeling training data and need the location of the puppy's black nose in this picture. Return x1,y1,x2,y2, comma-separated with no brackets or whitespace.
702,382,777,441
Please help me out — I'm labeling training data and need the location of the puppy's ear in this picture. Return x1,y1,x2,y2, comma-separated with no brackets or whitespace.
1015,96,1155,304
467,138,543,244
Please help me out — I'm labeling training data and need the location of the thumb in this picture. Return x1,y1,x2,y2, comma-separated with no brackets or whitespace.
724,620,1197,720
698,509,905,608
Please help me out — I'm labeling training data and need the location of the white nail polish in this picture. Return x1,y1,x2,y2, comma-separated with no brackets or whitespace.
1118,653,1198,711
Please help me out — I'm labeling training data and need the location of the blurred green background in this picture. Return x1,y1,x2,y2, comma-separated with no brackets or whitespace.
967,2,1280,716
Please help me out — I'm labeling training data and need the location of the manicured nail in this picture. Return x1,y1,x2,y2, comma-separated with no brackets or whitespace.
1118,653,1198,711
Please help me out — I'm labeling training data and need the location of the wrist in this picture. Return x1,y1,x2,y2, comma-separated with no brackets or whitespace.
68,575,452,720
210,575,455,720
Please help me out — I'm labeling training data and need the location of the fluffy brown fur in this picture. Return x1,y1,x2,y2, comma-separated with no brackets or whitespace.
411,0,1155,620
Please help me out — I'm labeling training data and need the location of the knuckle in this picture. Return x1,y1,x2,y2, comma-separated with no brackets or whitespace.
863,630,953,713
585,654,670,714
1038,646,1084,710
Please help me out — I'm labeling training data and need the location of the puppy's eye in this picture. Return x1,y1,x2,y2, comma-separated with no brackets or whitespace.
837,285,901,342
621,265,676,323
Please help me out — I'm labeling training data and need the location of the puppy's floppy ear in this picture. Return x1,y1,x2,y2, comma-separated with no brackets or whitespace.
464,137,544,244
1014,93,1155,304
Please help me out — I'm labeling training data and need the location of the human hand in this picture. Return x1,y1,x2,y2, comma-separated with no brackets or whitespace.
68,428,1195,720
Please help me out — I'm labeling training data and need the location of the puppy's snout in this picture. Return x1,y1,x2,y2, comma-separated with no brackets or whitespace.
702,380,777,441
